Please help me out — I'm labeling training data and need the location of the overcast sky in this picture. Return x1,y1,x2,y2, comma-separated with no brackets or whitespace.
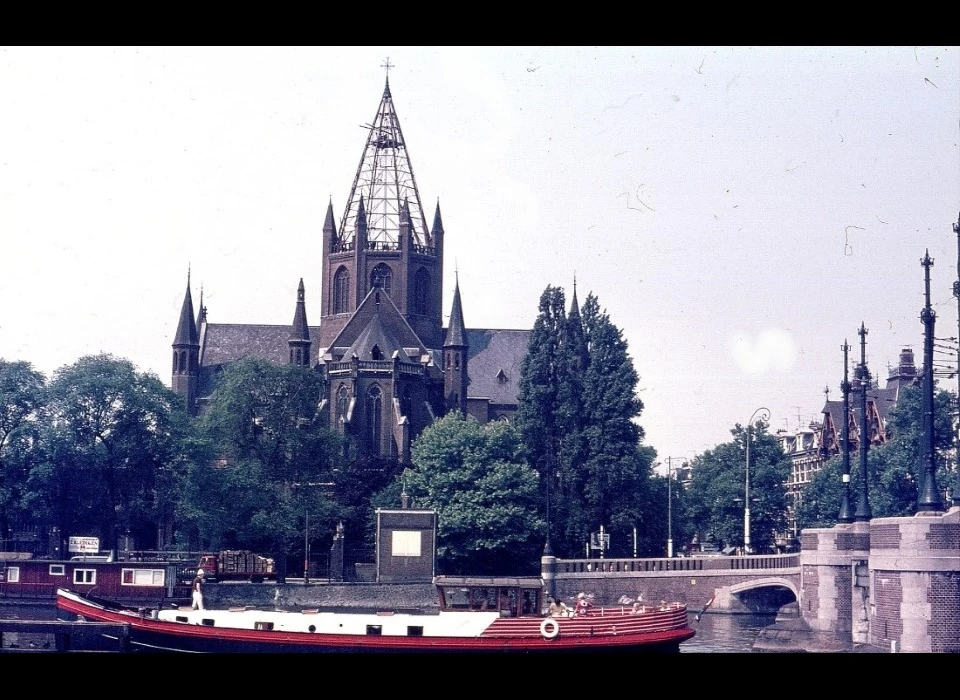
2,46,958,465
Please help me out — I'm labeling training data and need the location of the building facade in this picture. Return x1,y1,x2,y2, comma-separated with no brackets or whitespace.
171,76,530,463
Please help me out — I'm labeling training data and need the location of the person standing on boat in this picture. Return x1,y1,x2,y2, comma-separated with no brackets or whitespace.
575,592,592,617
549,597,570,617
191,569,205,610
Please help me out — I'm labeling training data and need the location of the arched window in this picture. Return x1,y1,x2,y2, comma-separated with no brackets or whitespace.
414,268,430,315
333,267,350,314
178,352,186,372
370,263,392,295
371,345,384,361
367,385,383,450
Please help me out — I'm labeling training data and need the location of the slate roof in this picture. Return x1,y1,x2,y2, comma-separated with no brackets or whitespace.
459,329,531,407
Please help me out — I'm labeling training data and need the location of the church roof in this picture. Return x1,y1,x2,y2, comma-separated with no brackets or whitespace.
201,323,323,367
326,286,428,361
173,278,199,346
459,329,531,407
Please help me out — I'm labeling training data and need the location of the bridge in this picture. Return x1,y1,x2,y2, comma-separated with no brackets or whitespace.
544,553,800,614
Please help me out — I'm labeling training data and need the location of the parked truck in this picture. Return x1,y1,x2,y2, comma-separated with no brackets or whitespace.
182,550,276,583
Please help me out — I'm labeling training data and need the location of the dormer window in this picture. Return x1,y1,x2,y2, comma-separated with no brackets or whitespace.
497,369,508,384
372,345,384,361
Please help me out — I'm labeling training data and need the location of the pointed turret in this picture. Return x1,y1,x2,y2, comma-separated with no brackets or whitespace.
289,278,312,366
355,195,368,248
444,274,469,416
172,272,200,415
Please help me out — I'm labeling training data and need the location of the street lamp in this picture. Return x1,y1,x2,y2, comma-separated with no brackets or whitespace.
745,407,770,554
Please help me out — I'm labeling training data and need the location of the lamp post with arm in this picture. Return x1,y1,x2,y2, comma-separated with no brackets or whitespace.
745,407,770,554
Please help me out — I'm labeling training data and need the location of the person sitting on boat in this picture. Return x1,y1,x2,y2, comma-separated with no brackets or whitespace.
191,569,205,610
575,592,593,617
548,597,570,618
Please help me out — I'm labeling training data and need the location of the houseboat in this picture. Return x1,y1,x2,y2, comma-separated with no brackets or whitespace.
56,575,695,653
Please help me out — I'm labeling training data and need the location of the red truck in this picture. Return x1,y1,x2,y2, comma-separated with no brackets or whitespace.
185,550,276,583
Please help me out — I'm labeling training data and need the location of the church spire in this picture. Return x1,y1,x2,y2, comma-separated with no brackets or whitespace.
289,278,311,366
445,273,467,348
339,69,429,251
173,272,199,346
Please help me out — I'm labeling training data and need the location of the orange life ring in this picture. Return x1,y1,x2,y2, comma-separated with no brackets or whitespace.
540,617,560,639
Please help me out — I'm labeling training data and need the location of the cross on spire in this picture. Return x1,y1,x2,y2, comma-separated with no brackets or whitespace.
381,57,394,78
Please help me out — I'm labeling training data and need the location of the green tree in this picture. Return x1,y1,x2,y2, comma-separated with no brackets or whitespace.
34,354,191,553
0,360,47,546
194,359,343,578
516,286,656,558
685,423,789,553
405,412,544,575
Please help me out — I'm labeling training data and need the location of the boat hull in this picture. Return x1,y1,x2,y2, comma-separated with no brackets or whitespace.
56,588,695,654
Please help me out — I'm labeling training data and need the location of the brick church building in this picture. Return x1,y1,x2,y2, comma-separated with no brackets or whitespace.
171,74,530,464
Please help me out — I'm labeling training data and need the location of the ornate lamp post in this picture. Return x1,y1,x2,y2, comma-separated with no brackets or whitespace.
838,341,854,523
854,323,872,522
918,250,941,511
744,407,770,554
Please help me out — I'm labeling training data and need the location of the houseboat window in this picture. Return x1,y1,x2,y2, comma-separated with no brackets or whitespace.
499,588,518,617
201,619,215,627
471,587,498,611
73,569,96,585
392,530,421,557
366,625,382,636
407,626,424,637
122,568,165,586
175,616,189,623
49,564,65,576
254,621,274,631
442,587,470,610
6,566,20,583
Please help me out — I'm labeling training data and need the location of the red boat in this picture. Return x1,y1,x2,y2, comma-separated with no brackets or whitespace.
56,576,695,653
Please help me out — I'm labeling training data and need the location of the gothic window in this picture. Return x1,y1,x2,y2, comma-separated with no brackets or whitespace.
372,345,384,361
333,267,350,314
370,264,392,295
178,352,186,373
367,385,383,450
172,352,178,373
454,354,459,370
413,268,430,315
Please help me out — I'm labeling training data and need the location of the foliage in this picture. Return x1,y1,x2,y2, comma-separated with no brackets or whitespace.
32,354,191,552
191,359,344,571
0,360,47,543
405,413,544,575
685,424,789,553
515,286,655,558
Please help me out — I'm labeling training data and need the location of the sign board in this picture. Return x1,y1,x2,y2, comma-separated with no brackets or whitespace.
590,533,610,550
68,536,100,554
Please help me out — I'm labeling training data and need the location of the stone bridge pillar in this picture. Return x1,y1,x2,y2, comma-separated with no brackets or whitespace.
799,522,870,646
868,508,960,653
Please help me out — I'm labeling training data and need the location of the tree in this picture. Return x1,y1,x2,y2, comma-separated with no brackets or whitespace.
685,423,789,553
404,413,544,575
193,359,343,578
516,286,656,558
0,360,47,547
34,354,191,553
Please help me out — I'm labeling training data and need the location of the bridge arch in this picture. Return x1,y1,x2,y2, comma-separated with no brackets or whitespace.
728,576,798,599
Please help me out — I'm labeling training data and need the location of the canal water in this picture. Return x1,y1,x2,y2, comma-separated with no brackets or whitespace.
681,611,776,653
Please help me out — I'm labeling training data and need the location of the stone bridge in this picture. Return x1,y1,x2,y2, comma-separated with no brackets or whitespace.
544,553,801,614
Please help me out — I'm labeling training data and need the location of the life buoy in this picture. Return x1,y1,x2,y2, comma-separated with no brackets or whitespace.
540,618,560,640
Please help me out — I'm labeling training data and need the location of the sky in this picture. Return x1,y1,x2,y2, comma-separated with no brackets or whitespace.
2,46,958,466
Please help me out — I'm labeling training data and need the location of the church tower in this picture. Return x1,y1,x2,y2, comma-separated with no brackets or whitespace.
288,278,312,367
171,273,200,415
317,73,444,352
444,275,468,416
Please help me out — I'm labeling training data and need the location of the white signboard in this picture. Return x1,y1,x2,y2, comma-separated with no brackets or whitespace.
68,536,100,553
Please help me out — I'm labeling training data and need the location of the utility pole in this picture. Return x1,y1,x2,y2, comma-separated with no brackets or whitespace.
953,213,960,507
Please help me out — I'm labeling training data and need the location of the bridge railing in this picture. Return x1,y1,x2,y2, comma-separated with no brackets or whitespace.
556,552,799,574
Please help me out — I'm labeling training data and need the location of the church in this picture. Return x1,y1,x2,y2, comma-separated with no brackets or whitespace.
170,73,531,464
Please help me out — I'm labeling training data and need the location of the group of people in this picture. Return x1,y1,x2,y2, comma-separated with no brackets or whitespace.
548,592,593,618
